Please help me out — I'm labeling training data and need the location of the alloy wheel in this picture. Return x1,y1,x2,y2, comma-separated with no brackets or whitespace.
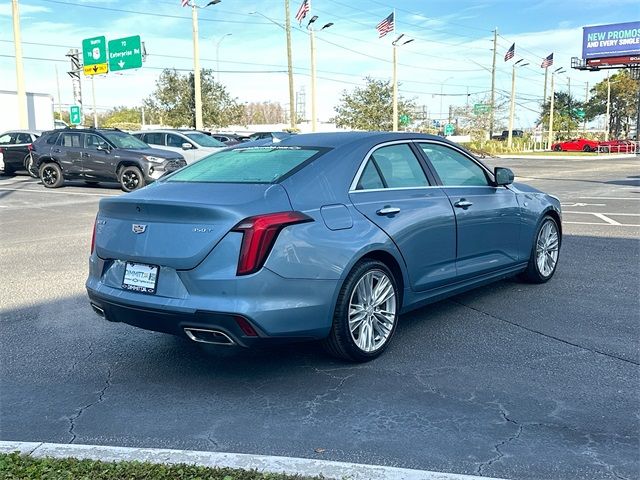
536,220,559,277
42,166,58,186
348,269,396,352
122,171,140,190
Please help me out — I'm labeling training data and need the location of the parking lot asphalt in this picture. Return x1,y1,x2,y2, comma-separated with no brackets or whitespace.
1,156,638,480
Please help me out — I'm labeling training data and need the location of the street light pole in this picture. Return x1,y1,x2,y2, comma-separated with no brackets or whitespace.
547,68,564,150
215,33,232,82
12,0,27,129
489,27,498,140
391,34,413,132
507,60,528,148
605,73,611,141
190,0,222,130
191,3,203,129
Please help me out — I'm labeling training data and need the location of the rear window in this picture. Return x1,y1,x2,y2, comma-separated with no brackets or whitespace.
167,147,324,183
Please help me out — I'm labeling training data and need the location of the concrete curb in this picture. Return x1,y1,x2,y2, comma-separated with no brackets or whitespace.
0,441,507,480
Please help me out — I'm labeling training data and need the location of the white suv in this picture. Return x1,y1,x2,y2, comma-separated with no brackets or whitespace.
133,130,226,164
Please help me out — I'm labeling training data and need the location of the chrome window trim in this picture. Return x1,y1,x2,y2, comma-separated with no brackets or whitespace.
349,139,496,193
348,140,431,193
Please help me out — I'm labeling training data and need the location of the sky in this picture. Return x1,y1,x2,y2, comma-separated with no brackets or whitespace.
1,0,639,129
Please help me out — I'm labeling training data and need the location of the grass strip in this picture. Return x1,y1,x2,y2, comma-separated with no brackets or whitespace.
0,452,321,480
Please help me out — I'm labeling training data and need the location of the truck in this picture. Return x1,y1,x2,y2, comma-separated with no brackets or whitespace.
0,90,55,133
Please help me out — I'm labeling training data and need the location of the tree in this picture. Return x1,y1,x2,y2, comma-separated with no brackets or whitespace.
585,70,639,138
539,91,583,140
143,69,244,128
450,95,508,141
102,106,142,130
333,77,416,131
242,101,287,125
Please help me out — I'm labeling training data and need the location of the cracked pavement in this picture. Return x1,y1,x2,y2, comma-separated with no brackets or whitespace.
1,158,639,480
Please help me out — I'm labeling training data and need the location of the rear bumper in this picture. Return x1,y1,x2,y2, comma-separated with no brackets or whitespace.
85,263,339,346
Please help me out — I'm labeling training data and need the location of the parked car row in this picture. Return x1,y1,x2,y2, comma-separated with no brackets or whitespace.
550,138,637,153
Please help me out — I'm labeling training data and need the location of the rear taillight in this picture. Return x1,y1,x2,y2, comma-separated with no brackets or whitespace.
27,144,33,151
232,211,312,275
90,217,97,255
0,147,4,154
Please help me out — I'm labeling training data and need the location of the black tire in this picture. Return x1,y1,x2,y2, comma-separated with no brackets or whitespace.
25,155,38,178
39,162,64,188
119,166,145,192
519,216,561,284
553,144,562,152
582,145,591,152
601,147,609,153
323,259,399,362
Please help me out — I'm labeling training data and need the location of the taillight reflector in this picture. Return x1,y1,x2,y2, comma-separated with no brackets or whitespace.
90,217,97,255
232,211,312,275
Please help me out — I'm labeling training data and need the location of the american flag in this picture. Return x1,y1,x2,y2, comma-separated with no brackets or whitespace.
504,43,515,62
376,12,394,38
180,0,189,6
541,53,553,68
295,0,310,24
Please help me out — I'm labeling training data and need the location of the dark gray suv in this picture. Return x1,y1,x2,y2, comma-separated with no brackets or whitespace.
31,128,187,192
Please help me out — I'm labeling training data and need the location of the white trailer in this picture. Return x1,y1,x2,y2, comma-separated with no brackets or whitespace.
0,90,55,132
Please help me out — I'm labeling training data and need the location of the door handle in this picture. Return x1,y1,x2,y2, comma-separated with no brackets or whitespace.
53,149,61,153
454,199,473,209
376,206,401,216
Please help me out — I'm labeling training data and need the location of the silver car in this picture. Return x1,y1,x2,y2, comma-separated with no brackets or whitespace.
133,130,226,163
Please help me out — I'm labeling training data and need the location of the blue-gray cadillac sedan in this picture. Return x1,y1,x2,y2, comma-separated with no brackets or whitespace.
86,132,561,361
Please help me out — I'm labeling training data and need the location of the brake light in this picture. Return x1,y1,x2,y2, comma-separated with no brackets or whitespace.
232,211,312,275
27,144,33,151
90,217,97,255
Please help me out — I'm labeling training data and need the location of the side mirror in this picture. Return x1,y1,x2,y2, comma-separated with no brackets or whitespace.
182,142,193,150
494,167,514,186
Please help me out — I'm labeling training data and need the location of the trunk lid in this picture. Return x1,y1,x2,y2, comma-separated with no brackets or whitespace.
95,182,292,270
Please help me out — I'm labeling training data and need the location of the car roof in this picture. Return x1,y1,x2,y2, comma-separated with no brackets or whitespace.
1,129,42,135
238,131,445,149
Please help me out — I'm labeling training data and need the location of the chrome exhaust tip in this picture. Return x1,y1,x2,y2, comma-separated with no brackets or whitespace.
90,303,105,318
184,327,235,346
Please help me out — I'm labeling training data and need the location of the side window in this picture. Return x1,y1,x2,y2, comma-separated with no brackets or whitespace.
356,161,385,190
16,133,32,144
59,133,83,148
0,133,15,144
419,143,489,187
167,134,184,148
46,133,60,145
144,132,163,145
370,144,430,189
85,134,108,150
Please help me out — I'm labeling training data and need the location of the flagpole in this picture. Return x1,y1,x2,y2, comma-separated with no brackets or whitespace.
192,2,203,130
392,9,398,132
308,0,317,131
285,0,296,130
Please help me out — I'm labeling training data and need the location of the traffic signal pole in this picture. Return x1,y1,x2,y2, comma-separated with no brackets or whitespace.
12,0,27,129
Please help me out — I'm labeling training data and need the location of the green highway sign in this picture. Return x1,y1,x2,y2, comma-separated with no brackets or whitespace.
473,103,491,114
399,114,411,126
69,105,82,125
443,123,455,136
82,36,107,67
573,107,586,119
108,35,143,72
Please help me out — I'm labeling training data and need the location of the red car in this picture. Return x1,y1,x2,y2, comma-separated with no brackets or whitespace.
598,139,636,153
551,138,599,152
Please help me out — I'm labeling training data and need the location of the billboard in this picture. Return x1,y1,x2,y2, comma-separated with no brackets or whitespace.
582,21,640,60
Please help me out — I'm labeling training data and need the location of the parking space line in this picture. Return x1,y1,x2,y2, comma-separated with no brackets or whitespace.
578,197,640,200
564,221,640,227
0,187,118,197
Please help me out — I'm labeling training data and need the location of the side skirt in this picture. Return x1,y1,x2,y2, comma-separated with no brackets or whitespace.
400,263,528,314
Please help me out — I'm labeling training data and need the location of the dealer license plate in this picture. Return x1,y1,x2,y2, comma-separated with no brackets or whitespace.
122,262,159,294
